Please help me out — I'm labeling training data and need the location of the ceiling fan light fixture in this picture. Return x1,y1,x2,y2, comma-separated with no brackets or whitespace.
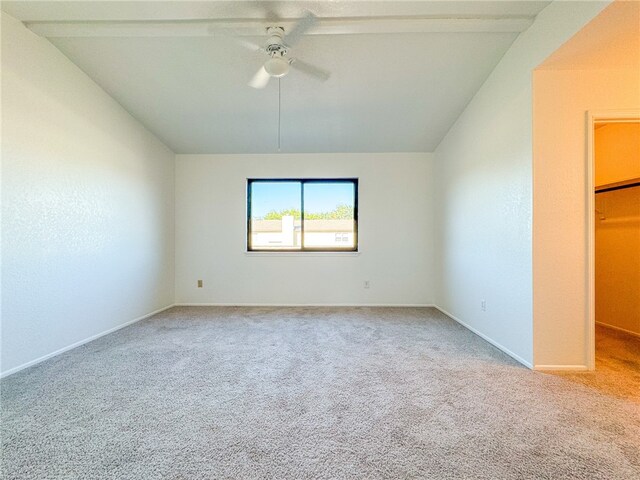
264,56,290,78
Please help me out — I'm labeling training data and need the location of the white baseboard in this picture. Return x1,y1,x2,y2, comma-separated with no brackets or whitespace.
596,321,640,338
174,303,436,307
432,305,533,369
0,304,176,379
4,303,550,377
533,364,589,372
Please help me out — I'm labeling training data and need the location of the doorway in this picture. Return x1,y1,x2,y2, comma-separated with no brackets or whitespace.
587,113,640,377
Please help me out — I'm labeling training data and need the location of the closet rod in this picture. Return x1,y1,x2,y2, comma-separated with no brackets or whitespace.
595,180,640,194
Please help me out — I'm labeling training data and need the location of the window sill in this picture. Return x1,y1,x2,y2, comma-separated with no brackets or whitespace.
244,251,360,257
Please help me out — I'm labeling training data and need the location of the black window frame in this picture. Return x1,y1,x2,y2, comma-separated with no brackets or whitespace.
247,178,359,252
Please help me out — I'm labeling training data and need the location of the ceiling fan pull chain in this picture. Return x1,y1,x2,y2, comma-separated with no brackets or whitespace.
278,78,282,152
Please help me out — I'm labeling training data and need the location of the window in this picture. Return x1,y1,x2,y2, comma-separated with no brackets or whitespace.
247,179,358,252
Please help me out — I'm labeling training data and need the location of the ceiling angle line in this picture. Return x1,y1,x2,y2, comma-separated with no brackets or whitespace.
24,16,535,38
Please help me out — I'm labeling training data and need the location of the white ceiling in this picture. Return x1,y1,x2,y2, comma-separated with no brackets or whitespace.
2,1,551,154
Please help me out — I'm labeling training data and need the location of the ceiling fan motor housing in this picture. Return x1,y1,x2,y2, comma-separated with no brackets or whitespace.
265,27,287,55
263,26,290,77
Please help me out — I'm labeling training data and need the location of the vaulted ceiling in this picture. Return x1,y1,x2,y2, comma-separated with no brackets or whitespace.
2,1,551,153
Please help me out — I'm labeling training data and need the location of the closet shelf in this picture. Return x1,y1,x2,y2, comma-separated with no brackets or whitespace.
595,177,640,194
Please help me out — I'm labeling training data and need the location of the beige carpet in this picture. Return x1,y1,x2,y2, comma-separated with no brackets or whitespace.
2,307,639,479
554,324,640,401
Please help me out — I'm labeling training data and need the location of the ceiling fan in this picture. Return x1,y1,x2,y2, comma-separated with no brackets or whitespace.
233,11,331,89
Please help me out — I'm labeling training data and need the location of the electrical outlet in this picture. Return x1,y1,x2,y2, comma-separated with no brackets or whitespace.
197,280,203,288
481,299,486,311
364,280,370,289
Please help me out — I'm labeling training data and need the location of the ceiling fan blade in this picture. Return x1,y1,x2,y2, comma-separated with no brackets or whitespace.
235,38,263,53
248,66,271,89
289,58,330,82
263,7,281,23
284,10,318,46
206,26,263,52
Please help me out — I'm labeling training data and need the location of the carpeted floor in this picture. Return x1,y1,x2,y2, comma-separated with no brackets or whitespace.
555,324,640,401
1,307,639,479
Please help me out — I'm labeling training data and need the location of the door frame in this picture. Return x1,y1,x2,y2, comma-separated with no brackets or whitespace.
585,110,640,370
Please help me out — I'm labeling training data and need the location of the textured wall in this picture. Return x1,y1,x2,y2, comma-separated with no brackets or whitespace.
1,14,176,375
434,1,610,368
175,153,435,306
533,68,640,367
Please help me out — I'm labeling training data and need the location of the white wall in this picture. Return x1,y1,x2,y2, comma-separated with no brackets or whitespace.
533,68,640,366
1,14,175,376
532,0,640,369
433,1,609,368
175,153,434,306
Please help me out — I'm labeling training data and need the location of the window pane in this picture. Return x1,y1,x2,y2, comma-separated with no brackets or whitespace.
303,182,356,249
250,182,302,249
